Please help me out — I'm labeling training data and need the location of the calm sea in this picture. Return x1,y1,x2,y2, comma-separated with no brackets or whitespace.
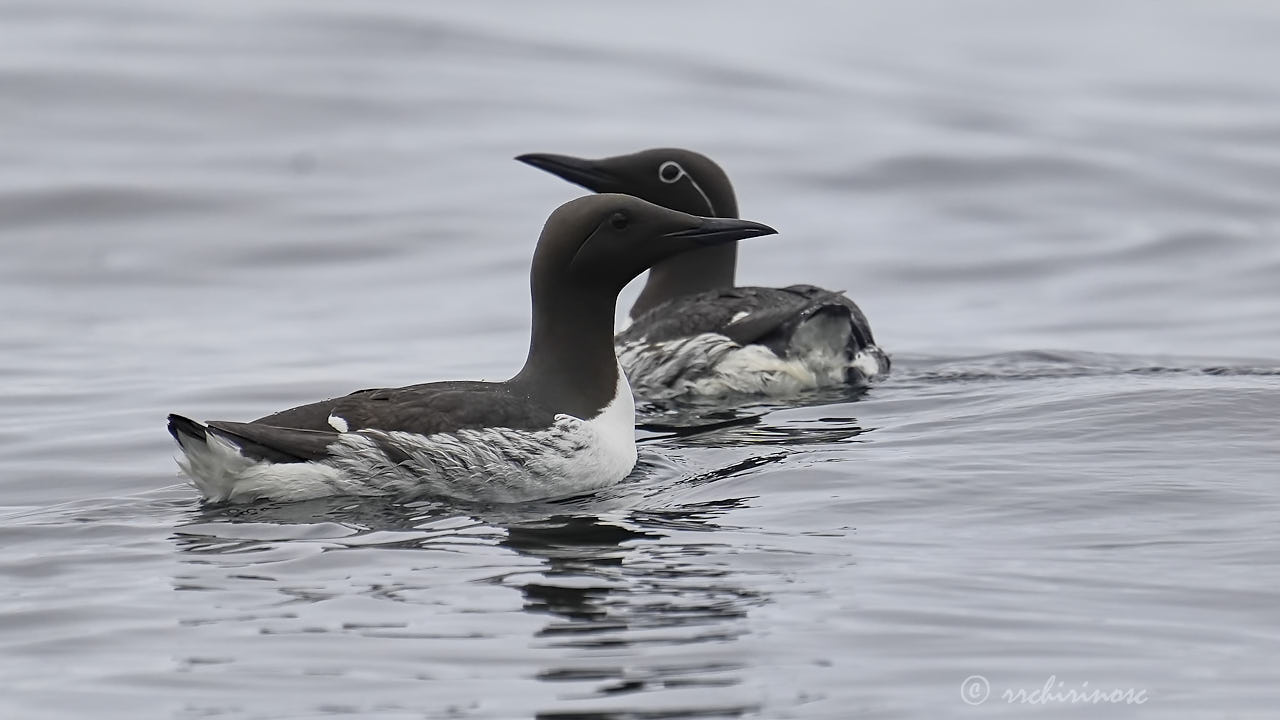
2,1,1278,718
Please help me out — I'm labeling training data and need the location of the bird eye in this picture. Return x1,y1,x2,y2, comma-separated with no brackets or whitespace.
658,161,683,183
610,211,629,230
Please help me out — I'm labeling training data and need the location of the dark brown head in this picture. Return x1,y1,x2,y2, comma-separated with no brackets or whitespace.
516,148,738,219
528,193,768,296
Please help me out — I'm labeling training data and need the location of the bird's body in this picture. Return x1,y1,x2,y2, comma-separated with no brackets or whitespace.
518,148,890,401
616,285,890,400
170,371,634,504
168,194,777,503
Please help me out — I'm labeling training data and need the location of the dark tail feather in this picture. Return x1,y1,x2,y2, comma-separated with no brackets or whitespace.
167,414,310,463
206,421,332,463
168,414,208,445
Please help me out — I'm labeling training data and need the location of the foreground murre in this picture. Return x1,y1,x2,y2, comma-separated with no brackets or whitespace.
167,194,776,504
517,148,890,401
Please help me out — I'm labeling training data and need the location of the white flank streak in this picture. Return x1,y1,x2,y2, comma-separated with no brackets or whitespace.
173,364,638,505
327,414,349,432
617,314,889,400
617,333,829,399
728,311,750,324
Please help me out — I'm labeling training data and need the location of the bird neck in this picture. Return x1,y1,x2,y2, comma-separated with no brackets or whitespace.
630,243,737,319
513,285,621,418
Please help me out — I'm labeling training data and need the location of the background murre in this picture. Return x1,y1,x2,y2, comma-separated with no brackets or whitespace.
518,148,890,401
168,193,776,503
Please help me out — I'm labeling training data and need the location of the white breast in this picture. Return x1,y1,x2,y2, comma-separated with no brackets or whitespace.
572,364,637,482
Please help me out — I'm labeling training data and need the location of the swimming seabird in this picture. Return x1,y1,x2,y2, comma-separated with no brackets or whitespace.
517,148,890,400
167,193,776,504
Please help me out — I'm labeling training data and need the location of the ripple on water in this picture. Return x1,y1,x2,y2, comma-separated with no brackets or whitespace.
4,0,1280,716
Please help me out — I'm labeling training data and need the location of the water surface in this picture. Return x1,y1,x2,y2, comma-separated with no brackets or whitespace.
2,1,1279,718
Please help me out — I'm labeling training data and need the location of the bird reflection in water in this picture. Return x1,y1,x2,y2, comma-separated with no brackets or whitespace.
167,402,865,714
173,468,771,713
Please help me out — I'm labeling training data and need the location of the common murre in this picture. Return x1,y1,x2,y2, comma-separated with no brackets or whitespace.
517,148,890,400
167,194,776,504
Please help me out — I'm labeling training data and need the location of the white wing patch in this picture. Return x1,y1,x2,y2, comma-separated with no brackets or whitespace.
728,311,750,325
327,414,349,432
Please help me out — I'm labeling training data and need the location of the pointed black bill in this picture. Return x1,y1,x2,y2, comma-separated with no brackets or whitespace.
663,217,777,246
516,153,618,192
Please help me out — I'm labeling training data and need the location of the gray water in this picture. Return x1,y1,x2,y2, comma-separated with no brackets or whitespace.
2,1,1279,718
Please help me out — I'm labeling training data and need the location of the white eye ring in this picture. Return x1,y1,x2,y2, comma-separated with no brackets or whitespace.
658,161,685,184
656,160,717,216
